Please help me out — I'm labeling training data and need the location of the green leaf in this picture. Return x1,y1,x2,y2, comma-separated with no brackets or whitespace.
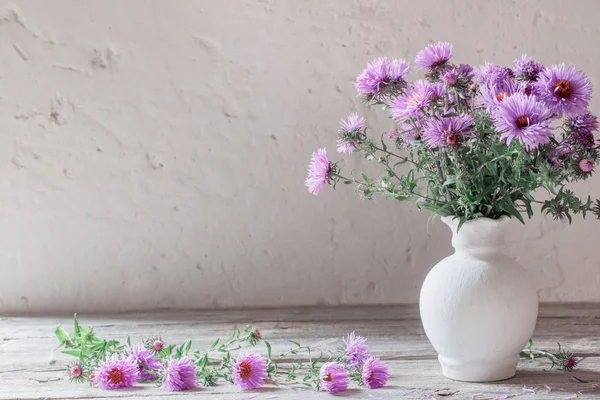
260,341,270,361
73,314,80,338
361,173,370,184
184,340,192,354
54,325,71,346
210,338,220,350
61,349,82,357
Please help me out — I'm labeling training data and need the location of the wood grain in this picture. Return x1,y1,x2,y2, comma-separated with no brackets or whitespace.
1,304,598,399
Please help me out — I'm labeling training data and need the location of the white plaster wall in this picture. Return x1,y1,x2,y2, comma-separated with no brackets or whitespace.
1,0,599,313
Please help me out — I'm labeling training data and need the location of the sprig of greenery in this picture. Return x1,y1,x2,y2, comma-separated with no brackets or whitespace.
520,339,583,371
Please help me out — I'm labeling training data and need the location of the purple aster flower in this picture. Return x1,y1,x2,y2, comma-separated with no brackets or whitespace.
92,355,138,390
455,63,475,82
126,344,162,382
494,93,552,150
361,357,389,389
390,80,437,120
518,81,539,98
161,357,198,392
513,54,544,82
536,64,592,117
355,57,388,96
548,144,573,167
232,352,267,390
337,113,366,154
414,42,453,69
343,332,370,369
387,58,410,82
422,114,474,148
319,362,349,394
305,148,331,195
474,63,514,88
478,81,518,111
569,112,598,148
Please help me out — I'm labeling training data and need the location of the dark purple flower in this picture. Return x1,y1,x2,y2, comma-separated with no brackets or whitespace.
569,112,598,148
518,81,539,97
513,54,544,82
343,332,370,369
232,352,267,390
443,71,458,86
390,80,437,120
92,356,138,390
361,357,389,389
337,113,366,154
536,64,592,117
422,114,474,148
414,42,453,69
494,92,552,150
455,63,475,82
161,357,198,392
319,362,349,394
305,148,330,195
126,344,162,382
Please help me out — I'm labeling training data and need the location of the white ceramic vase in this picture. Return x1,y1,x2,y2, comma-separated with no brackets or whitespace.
419,216,538,382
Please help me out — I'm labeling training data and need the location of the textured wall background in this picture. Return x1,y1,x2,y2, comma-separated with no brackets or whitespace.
1,0,599,313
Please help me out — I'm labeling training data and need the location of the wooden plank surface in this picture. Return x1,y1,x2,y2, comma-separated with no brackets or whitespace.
1,304,599,399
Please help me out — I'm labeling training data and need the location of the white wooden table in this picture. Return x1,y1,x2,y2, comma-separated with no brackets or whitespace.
1,304,599,399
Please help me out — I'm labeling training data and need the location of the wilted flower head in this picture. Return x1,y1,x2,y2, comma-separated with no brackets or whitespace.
422,114,474,148
560,352,583,371
390,80,437,120
126,344,162,382
579,159,594,173
305,148,331,195
161,357,198,392
361,357,389,389
548,144,573,168
343,332,370,369
337,112,366,154
144,336,164,353
92,356,138,390
569,112,598,148
536,64,592,117
414,42,453,69
494,92,552,150
319,362,349,394
513,54,544,82
68,362,84,382
232,352,267,390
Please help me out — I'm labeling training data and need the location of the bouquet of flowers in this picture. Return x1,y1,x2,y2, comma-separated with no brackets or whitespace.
305,42,599,228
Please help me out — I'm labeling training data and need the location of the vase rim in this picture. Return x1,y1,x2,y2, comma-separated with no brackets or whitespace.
441,215,513,229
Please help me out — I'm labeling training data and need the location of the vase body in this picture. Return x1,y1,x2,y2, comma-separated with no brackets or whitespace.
419,216,538,382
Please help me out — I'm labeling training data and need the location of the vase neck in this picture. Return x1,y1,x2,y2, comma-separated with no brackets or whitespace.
442,216,509,256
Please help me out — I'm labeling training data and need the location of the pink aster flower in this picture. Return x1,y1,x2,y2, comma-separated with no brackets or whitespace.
361,357,389,389
232,352,267,390
161,357,198,392
337,112,366,154
92,355,138,390
414,42,453,69
478,80,518,112
474,63,514,88
126,344,162,382
422,114,474,148
390,80,437,120
494,93,552,150
536,64,592,117
305,148,331,195
319,362,349,394
343,332,370,369
387,58,410,82
68,362,84,382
